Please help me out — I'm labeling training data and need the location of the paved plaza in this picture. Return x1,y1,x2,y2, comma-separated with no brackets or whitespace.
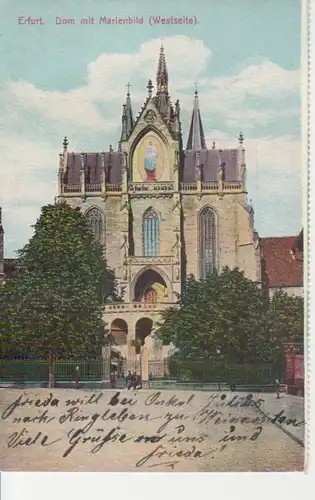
0,388,305,472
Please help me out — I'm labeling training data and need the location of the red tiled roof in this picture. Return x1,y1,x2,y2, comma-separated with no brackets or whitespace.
292,229,304,254
260,237,303,288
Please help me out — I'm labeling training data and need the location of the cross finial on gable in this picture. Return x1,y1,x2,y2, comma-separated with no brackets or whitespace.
147,79,154,96
63,136,68,152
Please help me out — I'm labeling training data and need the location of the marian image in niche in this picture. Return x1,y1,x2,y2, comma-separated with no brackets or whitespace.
0,0,306,473
133,133,166,182
144,141,157,181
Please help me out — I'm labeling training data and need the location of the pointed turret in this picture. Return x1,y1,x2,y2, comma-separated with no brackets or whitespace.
120,104,128,142
0,207,3,238
125,83,134,137
120,84,134,145
154,43,170,117
238,131,246,184
156,43,168,95
186,90,206,150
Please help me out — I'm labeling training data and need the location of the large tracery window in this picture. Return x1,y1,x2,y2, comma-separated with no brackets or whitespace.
199,207,217,279
85,207,105,246
142,208,160,256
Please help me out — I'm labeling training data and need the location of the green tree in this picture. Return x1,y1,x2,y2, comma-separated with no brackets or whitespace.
0,279,17,355
0,202,119,367
266,290,304,361
155,267,269,364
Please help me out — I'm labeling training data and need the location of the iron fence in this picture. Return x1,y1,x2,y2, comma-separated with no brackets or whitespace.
169,359,280,384
0,358,281,385
0,360,103,383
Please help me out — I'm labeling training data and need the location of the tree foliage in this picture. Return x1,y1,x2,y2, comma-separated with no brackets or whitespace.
266,290,304,361
155,267,304,364
0,202,119,359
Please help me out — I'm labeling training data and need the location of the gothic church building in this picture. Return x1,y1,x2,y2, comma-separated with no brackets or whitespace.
57,46,262,375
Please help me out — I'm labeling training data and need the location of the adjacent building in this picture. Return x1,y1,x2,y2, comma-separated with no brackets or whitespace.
260,235,303,298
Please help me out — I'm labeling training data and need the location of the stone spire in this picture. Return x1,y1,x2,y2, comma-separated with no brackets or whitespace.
120,104,128,142
119,84,134,145
238,131,246,184
156,42,168,95
154,43,170,117
186,88,206,150
125,82,134,137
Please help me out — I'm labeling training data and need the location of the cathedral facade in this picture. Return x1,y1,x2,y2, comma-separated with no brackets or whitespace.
56,46,262,377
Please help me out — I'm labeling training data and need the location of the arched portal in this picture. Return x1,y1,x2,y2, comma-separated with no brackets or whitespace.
110,319,128,346
135,317,153,355
134,269,169,303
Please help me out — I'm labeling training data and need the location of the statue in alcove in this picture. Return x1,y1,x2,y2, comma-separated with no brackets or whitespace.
141,282,168,303
120,232,129,262
144,141,157,181
172,231,181,263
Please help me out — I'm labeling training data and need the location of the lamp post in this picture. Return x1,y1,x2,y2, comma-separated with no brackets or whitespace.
216,345,222,391
74,365,80,389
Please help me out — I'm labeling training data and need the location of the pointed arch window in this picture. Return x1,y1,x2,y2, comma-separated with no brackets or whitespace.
143,208,160,256
85,207,105,246
199,207,217,279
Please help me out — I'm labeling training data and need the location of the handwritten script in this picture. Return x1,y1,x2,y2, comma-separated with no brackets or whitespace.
0,389,305,472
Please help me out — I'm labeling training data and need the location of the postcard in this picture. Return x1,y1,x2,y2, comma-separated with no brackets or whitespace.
0,0,308,476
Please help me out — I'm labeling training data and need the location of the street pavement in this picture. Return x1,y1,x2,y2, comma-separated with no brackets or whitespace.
0,388,305,472
253,393,305,444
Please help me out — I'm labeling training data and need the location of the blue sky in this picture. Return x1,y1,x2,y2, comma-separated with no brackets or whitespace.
0,0,302,257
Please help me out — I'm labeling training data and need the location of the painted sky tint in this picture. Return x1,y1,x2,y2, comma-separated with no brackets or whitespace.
0,0,302,257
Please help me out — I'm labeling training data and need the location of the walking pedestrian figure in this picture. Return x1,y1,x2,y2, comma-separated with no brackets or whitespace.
136,374,142,389
275,378,280,399
110,371,116,389
126,370,132,390
132,372,137,390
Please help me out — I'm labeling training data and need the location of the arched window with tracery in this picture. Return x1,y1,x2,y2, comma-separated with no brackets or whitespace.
85,207,105,246
199,207,217,279
142,208,160,256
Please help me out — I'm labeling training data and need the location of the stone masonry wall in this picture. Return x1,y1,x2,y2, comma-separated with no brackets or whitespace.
182,192,260,281
66,196,127,281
